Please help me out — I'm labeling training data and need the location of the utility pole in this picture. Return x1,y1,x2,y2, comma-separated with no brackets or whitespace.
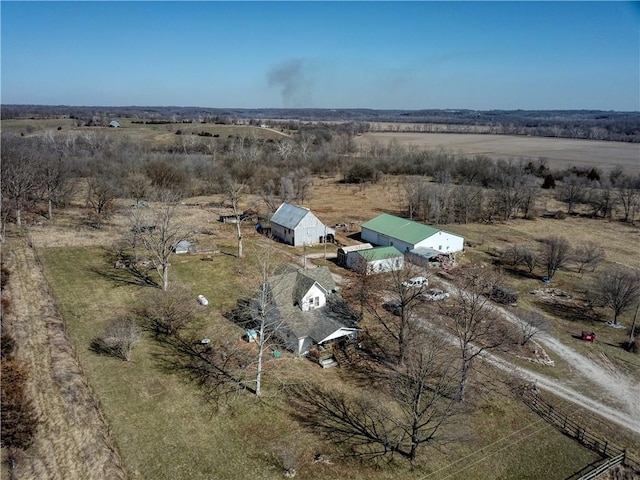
303,243,307,270
629,303,639,347
324,225,327,261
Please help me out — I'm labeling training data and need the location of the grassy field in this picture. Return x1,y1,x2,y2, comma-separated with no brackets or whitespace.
30,235,602,480
4,121,640,478
355,132,640,174
13,184,636,479
0,118,289,148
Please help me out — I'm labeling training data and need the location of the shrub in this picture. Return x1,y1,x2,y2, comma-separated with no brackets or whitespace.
345,162,375,184
91,316,141,361
542,174,556,189
1,358,39,451
137,285,197,336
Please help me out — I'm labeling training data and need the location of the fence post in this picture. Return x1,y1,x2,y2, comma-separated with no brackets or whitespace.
603,441,607,456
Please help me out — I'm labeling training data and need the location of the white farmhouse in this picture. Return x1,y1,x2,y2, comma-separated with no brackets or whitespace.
270,203,335,247
361,213,464,254
266,264,359,356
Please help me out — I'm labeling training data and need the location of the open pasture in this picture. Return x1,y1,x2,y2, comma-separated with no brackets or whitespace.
356,132,640,174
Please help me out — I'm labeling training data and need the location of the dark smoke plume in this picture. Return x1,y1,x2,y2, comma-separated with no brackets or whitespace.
267,59,312,107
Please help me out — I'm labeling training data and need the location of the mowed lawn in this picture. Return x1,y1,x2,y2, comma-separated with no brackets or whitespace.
36,239,601,480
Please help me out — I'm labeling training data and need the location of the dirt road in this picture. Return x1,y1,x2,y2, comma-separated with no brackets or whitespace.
3,238,127,480
435,277,640,435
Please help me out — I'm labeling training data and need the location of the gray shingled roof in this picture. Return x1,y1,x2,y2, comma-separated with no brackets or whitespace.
267,264,355,342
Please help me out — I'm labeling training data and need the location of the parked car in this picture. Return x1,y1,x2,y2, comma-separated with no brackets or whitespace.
382,300,403,316
420,288,450,301
402,276,428,288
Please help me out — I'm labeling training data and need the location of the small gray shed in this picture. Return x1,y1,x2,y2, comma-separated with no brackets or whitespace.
174,240,194,254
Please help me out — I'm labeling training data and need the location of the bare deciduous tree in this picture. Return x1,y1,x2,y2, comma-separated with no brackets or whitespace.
86,171,121,228
515,310,549,346
499,244,531,268
401,176,426,220
290,333,460,464
452,183,483,224
571,241,605,276
586,181,616,219
441,266,511,401
490,170,529,221
522,247,538,274
276,139,296,166
367,265,429,365
225,247,287,396
130,192,189,291
539,236,571,281
595,266,640,325
1,135,39,227
223,177,247,258
91,316,141,361
144,159,190,196
125,170,153,206
558,174,587,214
35,134,74,221
137,285,198,336
617,176,640,224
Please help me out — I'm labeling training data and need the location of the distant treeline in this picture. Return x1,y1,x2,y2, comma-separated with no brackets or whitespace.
2,120,639,231
2,104,639,142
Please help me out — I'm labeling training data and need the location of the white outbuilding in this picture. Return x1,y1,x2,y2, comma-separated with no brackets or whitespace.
360,213,464,254
269,203,335,247
346,246,404,274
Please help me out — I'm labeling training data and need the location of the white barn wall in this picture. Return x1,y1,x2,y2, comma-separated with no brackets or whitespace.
347,252,404,274
361,227,464,254
414,231,464,253
360,228,413,253
293,213,333,247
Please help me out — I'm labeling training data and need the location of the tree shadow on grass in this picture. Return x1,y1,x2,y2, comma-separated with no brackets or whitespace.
150,333,255,408
536,299,601,326
90,247,159,288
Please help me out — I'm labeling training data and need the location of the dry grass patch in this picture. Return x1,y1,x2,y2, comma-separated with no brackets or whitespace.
1,236,127,480
356,132,640,174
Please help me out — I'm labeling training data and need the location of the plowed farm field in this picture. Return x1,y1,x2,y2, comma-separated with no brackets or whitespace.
355,133,640,174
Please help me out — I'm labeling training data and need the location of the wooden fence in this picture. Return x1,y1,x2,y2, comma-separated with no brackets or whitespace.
575,453,626,480
518,387,639,479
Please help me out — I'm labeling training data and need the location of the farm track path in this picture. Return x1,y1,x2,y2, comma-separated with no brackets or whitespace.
435,276,640,435
4,238,128,480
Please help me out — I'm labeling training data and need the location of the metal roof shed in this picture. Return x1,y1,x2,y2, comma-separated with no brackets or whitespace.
361,213,464,254
348,245,404,274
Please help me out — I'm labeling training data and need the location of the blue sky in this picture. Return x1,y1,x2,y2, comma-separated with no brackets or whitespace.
1,1,638,110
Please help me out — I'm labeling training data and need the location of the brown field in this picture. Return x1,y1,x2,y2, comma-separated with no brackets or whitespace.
5,191,640,480
3,122,640,478
355,132,640,174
